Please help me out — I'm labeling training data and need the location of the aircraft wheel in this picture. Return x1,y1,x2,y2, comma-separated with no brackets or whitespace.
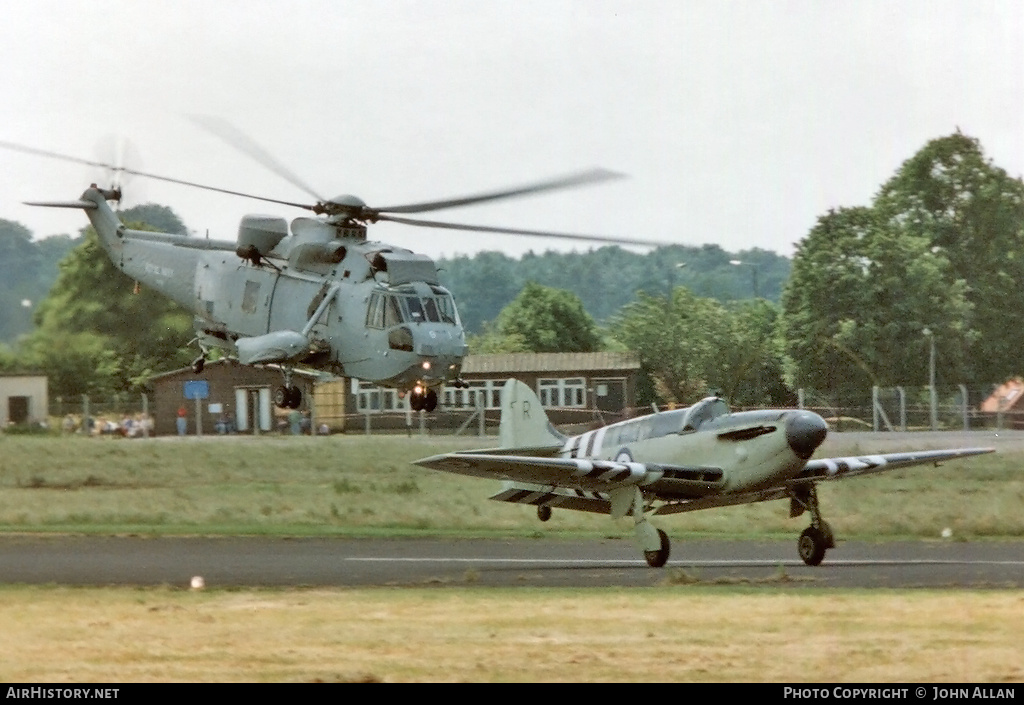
537,506,552,522
286,386,302,409
424,390,437,412
191,356,205,374
274,386,290,409
798,526,828,566
409,392,424,412
644,528,670,568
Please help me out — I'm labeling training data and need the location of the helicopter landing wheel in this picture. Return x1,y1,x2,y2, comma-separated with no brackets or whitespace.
275,385,301,409
409,392,424,412
191,356,205,374
424,389,437,412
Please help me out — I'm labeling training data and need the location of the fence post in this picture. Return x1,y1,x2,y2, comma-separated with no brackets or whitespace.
141,393,149,438
896,387,906,431
959,384,969,431
872,386,879,432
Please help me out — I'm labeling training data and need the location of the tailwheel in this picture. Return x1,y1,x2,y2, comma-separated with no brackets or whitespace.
798,526,828,566
644,528,671,568
537,505,552,522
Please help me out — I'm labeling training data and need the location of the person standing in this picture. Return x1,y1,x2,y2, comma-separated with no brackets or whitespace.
177,406,188,436
288,408,302,435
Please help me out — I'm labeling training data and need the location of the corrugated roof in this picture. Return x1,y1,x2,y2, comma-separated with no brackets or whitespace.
462,351,640,374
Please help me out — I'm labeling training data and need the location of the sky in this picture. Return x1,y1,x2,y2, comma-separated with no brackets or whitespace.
1,1,1022,261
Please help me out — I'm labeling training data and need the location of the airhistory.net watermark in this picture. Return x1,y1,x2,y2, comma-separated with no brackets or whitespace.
6,689,119,700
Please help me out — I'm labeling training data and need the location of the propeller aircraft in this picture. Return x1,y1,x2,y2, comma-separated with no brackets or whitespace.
415,380,995,567
1,123,662,411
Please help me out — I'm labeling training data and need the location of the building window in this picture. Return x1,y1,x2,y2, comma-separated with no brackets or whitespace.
356,382,399,412
441,379,503,409
538,377,587,408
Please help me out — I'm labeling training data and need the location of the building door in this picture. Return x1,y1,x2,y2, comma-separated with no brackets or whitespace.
235,387,272,433
593,378,626,413
7,396,29,425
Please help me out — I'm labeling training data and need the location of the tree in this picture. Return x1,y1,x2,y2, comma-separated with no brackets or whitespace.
782,207,971,397
119,204,187,235
782,133,1019,398
873,132,1024,383
22,217,194,397
612,288,789,406
470,282,602,354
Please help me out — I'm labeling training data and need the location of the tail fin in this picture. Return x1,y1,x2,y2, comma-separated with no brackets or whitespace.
498,379,565,450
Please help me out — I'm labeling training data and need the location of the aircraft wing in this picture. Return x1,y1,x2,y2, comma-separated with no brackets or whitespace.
413,451,721,493
645,447,995,517
789,447,995,484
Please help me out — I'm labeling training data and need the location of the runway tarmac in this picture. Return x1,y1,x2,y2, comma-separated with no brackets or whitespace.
0,535,1021,589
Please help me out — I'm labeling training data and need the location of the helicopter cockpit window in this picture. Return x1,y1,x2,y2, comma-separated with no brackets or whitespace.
404,296,426,322
422,297,440,323
435,294,459,325
384,295,404,327
366,293,385,329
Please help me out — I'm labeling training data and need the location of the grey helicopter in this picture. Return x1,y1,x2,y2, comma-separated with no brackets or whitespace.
2,122,665,412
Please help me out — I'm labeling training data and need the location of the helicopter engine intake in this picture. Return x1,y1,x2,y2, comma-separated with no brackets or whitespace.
236,214,288,265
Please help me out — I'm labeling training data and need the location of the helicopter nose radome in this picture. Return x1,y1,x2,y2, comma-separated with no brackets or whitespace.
786,411,828,459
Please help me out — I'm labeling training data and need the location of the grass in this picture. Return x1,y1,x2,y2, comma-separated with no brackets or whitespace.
1,435,1021,683
0,434,1022,538
0,585,1020,682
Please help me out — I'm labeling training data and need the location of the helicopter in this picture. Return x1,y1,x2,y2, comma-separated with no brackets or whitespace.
2,122,667,412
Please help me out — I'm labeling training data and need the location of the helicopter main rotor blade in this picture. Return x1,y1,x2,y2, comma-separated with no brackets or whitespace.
376,213,670,248
116,168,317,211
374,168,625,215
0,140,113,170
0,138,317,212
189,115,328,204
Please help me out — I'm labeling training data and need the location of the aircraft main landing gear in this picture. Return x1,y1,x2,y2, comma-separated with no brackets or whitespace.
790,484,835,566
644,528,671,568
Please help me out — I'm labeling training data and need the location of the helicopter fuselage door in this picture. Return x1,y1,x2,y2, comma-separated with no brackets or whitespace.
217,264,277,337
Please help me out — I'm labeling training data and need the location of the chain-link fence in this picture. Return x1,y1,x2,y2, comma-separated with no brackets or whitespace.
39,383,1016,438
796,384,1011,432
48,393,153,437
